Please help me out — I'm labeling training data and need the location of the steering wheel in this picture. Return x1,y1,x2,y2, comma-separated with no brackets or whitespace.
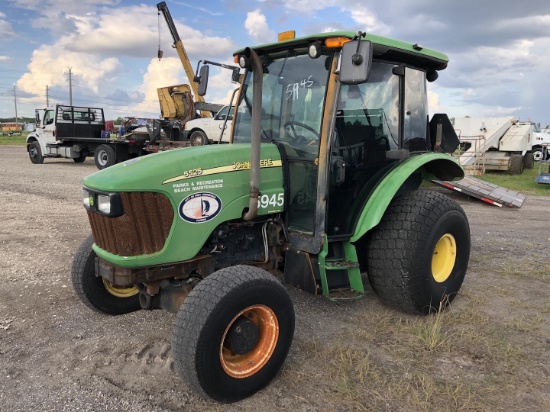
283,121,320,142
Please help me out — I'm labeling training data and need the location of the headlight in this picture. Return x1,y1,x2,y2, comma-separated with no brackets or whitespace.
97,194,111,214
83,189,91,208
81,188,123,217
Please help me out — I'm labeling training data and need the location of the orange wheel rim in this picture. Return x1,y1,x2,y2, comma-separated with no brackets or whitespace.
220,305,279,379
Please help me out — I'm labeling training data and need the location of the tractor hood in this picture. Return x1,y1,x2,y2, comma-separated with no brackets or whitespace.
84,143,283,194
83,143,285,267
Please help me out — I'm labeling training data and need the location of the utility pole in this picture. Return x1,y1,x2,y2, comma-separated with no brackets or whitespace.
13,84,18,128
46,85,49,107
68,67,73,106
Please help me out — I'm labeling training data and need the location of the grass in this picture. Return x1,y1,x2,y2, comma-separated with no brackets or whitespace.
0,131,28,145
477,165,550,196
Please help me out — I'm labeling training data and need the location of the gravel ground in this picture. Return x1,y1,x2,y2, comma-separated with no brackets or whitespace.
1,145,549,411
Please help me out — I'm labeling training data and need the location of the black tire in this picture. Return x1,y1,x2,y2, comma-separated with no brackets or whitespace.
173,265,295,403
28,141,44,164
94,144,116,169
523,152,534,170
365,190,470,314
190,130,208,146
532,147,543,162
71,234,140,315
73,150,88,163
509,154,524,174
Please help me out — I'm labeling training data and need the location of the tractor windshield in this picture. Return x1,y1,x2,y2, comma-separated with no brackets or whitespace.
232,52,332,159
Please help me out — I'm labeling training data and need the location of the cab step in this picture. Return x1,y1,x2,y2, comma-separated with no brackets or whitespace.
318,237,364,300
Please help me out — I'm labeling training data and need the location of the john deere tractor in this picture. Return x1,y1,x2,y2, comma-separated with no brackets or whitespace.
72,31,470,402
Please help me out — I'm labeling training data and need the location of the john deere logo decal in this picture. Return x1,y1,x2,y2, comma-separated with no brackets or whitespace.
179,192,222,223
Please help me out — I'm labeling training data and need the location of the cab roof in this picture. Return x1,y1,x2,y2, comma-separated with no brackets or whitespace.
234,31,448,71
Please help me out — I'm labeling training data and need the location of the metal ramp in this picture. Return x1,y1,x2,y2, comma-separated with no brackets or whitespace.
432,176,526,208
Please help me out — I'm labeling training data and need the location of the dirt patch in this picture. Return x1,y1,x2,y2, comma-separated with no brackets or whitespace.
1,145,549,411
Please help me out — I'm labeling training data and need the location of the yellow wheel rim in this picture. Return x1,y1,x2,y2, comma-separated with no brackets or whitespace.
102,278,139,298
431,233,457,283
220,305,279,379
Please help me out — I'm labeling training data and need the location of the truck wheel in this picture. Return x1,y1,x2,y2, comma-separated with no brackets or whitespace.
522,152,534,170
28,141,44,164
509,154,524,174
71,234,140,315
73,150,88,163
532,148,543,162
365,190,470,314
94,144,116,169
190,130,208,146
172,265,295,403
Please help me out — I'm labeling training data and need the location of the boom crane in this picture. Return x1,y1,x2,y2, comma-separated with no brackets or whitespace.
157,1,211,117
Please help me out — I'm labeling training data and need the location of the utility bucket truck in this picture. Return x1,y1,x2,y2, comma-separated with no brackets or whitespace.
72,31,470,402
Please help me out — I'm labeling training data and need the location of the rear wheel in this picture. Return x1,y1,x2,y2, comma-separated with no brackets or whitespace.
94,144,116,169
172,265,295,402
71,234,140,315
509,154,524,174
523,152,534,169
190,130,208,146
28,141,44,164
365,190,470,314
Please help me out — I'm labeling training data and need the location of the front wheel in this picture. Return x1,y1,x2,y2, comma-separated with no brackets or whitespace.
71,234,140,315
172,265,295,403
73,149,88,163
365,190,470,314
28,141,44,164
190,130,208,146
94,144,116,169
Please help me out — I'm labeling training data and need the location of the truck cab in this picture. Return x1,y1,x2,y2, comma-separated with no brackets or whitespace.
183,105,234,145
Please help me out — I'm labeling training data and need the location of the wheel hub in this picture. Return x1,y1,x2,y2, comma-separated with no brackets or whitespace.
227,317,259,355
220,305,279,379
432,233,457,283
102,278,139,298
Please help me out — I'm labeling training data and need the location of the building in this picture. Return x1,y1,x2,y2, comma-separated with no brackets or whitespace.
0,122,23,132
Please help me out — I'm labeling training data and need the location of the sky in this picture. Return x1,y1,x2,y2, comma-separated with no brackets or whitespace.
0,0,549,125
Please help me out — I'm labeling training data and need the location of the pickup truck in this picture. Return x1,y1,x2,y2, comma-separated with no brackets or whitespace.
183,105,233,145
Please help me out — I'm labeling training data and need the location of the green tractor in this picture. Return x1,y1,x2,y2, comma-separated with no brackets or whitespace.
72,31,470,402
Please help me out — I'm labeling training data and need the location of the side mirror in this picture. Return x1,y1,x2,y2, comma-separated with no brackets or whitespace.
339,39,373,85
197,65,209,96
35,110,41,128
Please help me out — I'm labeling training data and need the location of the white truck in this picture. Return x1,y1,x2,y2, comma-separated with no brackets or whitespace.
532,124,550,161
182,105,233,146
27,105,151,169
452,116,534,174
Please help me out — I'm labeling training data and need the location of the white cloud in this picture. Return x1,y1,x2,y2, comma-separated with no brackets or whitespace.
347,8,391,35
17,42,120,95
0,56,11,61
245,10,276,44
131,57,186,116
0,12,15,37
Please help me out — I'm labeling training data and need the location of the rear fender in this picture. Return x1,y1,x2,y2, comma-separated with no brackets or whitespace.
349,154,463,242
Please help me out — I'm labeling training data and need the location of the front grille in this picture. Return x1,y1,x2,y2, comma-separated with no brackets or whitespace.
88,192,174,256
